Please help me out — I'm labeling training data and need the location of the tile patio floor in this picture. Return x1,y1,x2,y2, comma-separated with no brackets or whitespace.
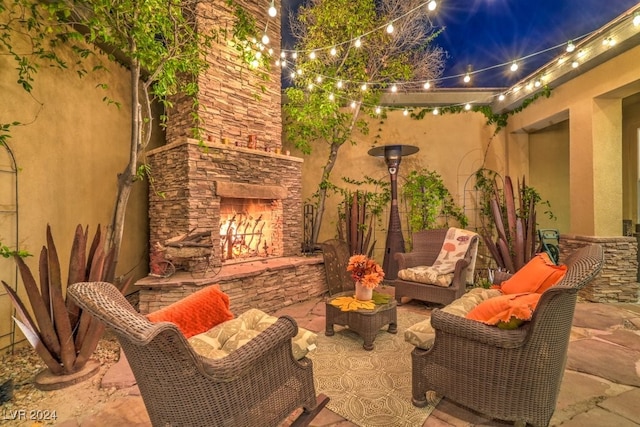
61,286,640,427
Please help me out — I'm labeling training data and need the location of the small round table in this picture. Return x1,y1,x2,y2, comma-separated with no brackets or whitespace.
325,291,398,351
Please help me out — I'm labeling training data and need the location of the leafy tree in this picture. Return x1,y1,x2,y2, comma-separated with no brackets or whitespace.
0,0,266,271
283,0,444,246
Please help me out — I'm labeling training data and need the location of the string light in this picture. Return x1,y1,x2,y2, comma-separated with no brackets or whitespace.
350,100,357,108
498,94,506,101
375,106,382,114
566,40,575,52
432,108,439,115
464,103,471,110
403,108,409,116
427,1,437,11
268,0,277,18
279,2,639,102
316,76,323,83
261,33,270,45
328,93,335,101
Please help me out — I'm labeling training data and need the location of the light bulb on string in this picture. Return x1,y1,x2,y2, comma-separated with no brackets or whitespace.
361,83,367,91
281,59,287,67
316,76,323,83
275,59,280,66
354,38,362,48
403,108,409,116
432,108,439,115
463,73,471,83
634,12,640,26
307,83,314,90
572,60,579,68
330,47,337,56
390,84,397,93
336,80,343,89
350,100,357,109
510,61,519,72
498,94,506,101
309,51,316,60
566,41,575,52
268,48,273,55
296,68,303,75
534,79,541,88
375,106,381,115
261,33,270,45
427,1,437,11
386,23,394,34
280,51,286,58
290,71,296,79
255,51,262,59
464,103,471,111
250,59,259,68
328,93,335,101
577,49,585,58
423,81,431,90
292,52,298,59
268,0,277,18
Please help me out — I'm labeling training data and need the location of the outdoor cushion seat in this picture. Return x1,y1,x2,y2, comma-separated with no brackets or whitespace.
189,308,317,360
404,287,502,349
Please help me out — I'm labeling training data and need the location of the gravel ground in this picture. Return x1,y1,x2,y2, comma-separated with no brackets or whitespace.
0,333,123,426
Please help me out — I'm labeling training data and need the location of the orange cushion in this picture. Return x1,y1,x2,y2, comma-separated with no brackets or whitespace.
466,292,541,329
147,285,234,338
500,253,567,295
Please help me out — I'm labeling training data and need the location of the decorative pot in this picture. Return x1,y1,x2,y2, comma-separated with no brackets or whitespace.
354,281,373,301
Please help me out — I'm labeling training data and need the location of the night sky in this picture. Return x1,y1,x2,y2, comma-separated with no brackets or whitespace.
280,0,639,88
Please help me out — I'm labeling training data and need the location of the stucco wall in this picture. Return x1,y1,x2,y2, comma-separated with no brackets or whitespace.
0,32,152,348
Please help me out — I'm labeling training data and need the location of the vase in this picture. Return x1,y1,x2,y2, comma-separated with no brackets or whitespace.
354,281,373,301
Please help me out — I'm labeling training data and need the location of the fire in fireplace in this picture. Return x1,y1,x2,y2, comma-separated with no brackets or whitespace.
219,197,283,262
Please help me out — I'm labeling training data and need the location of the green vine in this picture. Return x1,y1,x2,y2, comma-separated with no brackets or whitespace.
0,242,31,259
411,86,553,135
402,168,468,232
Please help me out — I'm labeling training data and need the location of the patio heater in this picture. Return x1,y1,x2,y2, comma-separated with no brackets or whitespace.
368,144,419,280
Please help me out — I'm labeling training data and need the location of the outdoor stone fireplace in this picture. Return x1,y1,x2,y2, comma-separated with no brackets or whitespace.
134,0,328,313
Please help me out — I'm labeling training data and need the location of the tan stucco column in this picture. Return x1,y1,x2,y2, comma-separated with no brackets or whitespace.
569,97,622,236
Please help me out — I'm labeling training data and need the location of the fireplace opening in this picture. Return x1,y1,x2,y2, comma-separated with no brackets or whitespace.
219,197,283,263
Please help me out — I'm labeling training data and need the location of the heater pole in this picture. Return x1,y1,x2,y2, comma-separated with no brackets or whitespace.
368,145,419,280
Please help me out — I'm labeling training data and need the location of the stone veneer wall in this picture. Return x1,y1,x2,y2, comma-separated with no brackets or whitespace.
138,257,326,315
166,0,282,148
560,234,639,303
147,139,303,268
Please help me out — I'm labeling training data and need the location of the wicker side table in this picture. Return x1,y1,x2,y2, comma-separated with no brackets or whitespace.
325,291,398,350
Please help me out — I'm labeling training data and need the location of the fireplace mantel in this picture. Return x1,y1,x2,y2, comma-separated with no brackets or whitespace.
215,181,287,199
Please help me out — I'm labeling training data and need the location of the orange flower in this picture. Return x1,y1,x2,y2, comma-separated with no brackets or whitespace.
347,255,385,289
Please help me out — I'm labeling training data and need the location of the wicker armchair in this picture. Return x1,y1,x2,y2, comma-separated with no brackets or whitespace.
411,243,604,427
320,239,355,296
68,281,328,427
393,228,478,306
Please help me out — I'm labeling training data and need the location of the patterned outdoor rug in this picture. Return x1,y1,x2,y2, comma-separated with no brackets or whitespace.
308,310,437,427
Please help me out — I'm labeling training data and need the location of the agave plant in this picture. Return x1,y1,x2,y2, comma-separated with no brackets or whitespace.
1,224,129,377
338,190,378,257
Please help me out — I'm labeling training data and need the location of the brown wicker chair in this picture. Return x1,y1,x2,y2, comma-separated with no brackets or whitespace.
393,228,478,306
320,239,355,296
68,281,328,427
411,243,604,427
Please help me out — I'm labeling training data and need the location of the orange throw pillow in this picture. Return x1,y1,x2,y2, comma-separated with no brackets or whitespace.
500,253,567,295
147,285,234,338
466,292,541,328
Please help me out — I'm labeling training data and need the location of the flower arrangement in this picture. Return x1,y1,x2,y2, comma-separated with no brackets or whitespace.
347,254,385,289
